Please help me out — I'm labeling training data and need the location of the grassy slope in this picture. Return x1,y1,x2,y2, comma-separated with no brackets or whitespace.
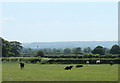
2,61,118,81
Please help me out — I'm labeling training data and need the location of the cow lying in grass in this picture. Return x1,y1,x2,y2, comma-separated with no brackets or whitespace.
65,66,73,70
20,62,24,69
76,65,83,68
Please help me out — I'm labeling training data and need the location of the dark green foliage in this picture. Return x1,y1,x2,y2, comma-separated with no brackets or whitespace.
10,41,22,56
46,58,120,64
110,45,120,54
56,49,62,54
37,50,44,57
2,57,41,63
104,48,110,54
2,38,11,57
91,46,105,55
72,47,82,54
64,48,71,54
8,52,15,57
83,47,91,53
2,57,120,64
2,38,22,57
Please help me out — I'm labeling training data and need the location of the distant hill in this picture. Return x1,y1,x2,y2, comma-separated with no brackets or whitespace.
22,41,118,49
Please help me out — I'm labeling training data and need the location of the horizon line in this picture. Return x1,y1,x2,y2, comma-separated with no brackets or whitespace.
22,40,118,43
0,0,118,2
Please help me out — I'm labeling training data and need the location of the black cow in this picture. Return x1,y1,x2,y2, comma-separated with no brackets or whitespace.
110,61,114,66
20,62,24,69
76,65,83,68
65,66,73,70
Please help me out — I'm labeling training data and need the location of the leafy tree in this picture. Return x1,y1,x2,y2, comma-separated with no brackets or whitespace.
2,38,22,57
53,48,57,54
42,48,47,54
72,47,82,54
64,48,71,54
110,45,120,54
37,50,44,57
83,47,91,53
2,38,11,57
56,49,62,54
8,52,15,57
104,48,110,54
10,41,22,56
45,48,52,54
91,46,105,55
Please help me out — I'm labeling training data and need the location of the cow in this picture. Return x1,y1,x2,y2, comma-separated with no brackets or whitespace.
76,65,83,68
65,66,73,70
96,60,101,64
86,61,89,66
20,62,24,69
110,61,114,66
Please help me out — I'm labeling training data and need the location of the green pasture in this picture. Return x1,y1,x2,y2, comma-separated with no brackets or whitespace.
2,61,118,81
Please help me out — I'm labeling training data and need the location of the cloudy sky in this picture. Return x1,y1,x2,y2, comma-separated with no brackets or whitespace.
0,1,118,43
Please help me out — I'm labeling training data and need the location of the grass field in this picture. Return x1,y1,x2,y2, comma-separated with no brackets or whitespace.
2,61,118,81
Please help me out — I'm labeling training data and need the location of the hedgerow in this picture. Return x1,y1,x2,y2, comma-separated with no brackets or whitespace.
1,57,120,64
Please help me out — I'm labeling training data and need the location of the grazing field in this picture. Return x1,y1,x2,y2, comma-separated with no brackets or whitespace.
2,61,118,81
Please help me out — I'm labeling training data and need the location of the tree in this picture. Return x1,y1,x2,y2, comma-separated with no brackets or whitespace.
72,47,82,54
53,48,57,54
110,45,120,54
104,48,110,54
83,47,92,53
91,46,105,55
8,52,15,57
64,48,71,54
2,38,11,57
10,41,22,56
37,50,44,57
42,48,47,54
2,38,22,57
56,49,62,54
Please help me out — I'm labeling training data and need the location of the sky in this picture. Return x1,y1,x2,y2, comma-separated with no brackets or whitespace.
0,2,118,43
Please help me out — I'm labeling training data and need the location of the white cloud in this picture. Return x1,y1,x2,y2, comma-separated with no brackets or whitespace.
0,17,16,24
0,17,16,21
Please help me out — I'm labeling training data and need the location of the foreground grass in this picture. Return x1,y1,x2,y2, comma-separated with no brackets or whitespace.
2,61,118,81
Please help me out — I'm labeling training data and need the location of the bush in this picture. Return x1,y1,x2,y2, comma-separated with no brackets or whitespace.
37,50,44,57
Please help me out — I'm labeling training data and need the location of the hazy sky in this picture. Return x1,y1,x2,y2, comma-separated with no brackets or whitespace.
1,2,118,43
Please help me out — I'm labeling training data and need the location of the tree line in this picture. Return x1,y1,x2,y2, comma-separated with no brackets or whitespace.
1,37,120,57
33,45,120,57
21,47,91,55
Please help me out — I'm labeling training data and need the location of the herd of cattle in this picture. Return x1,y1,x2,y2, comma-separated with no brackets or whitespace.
19,60,114,70
65,65,83,70
64,60,114,70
